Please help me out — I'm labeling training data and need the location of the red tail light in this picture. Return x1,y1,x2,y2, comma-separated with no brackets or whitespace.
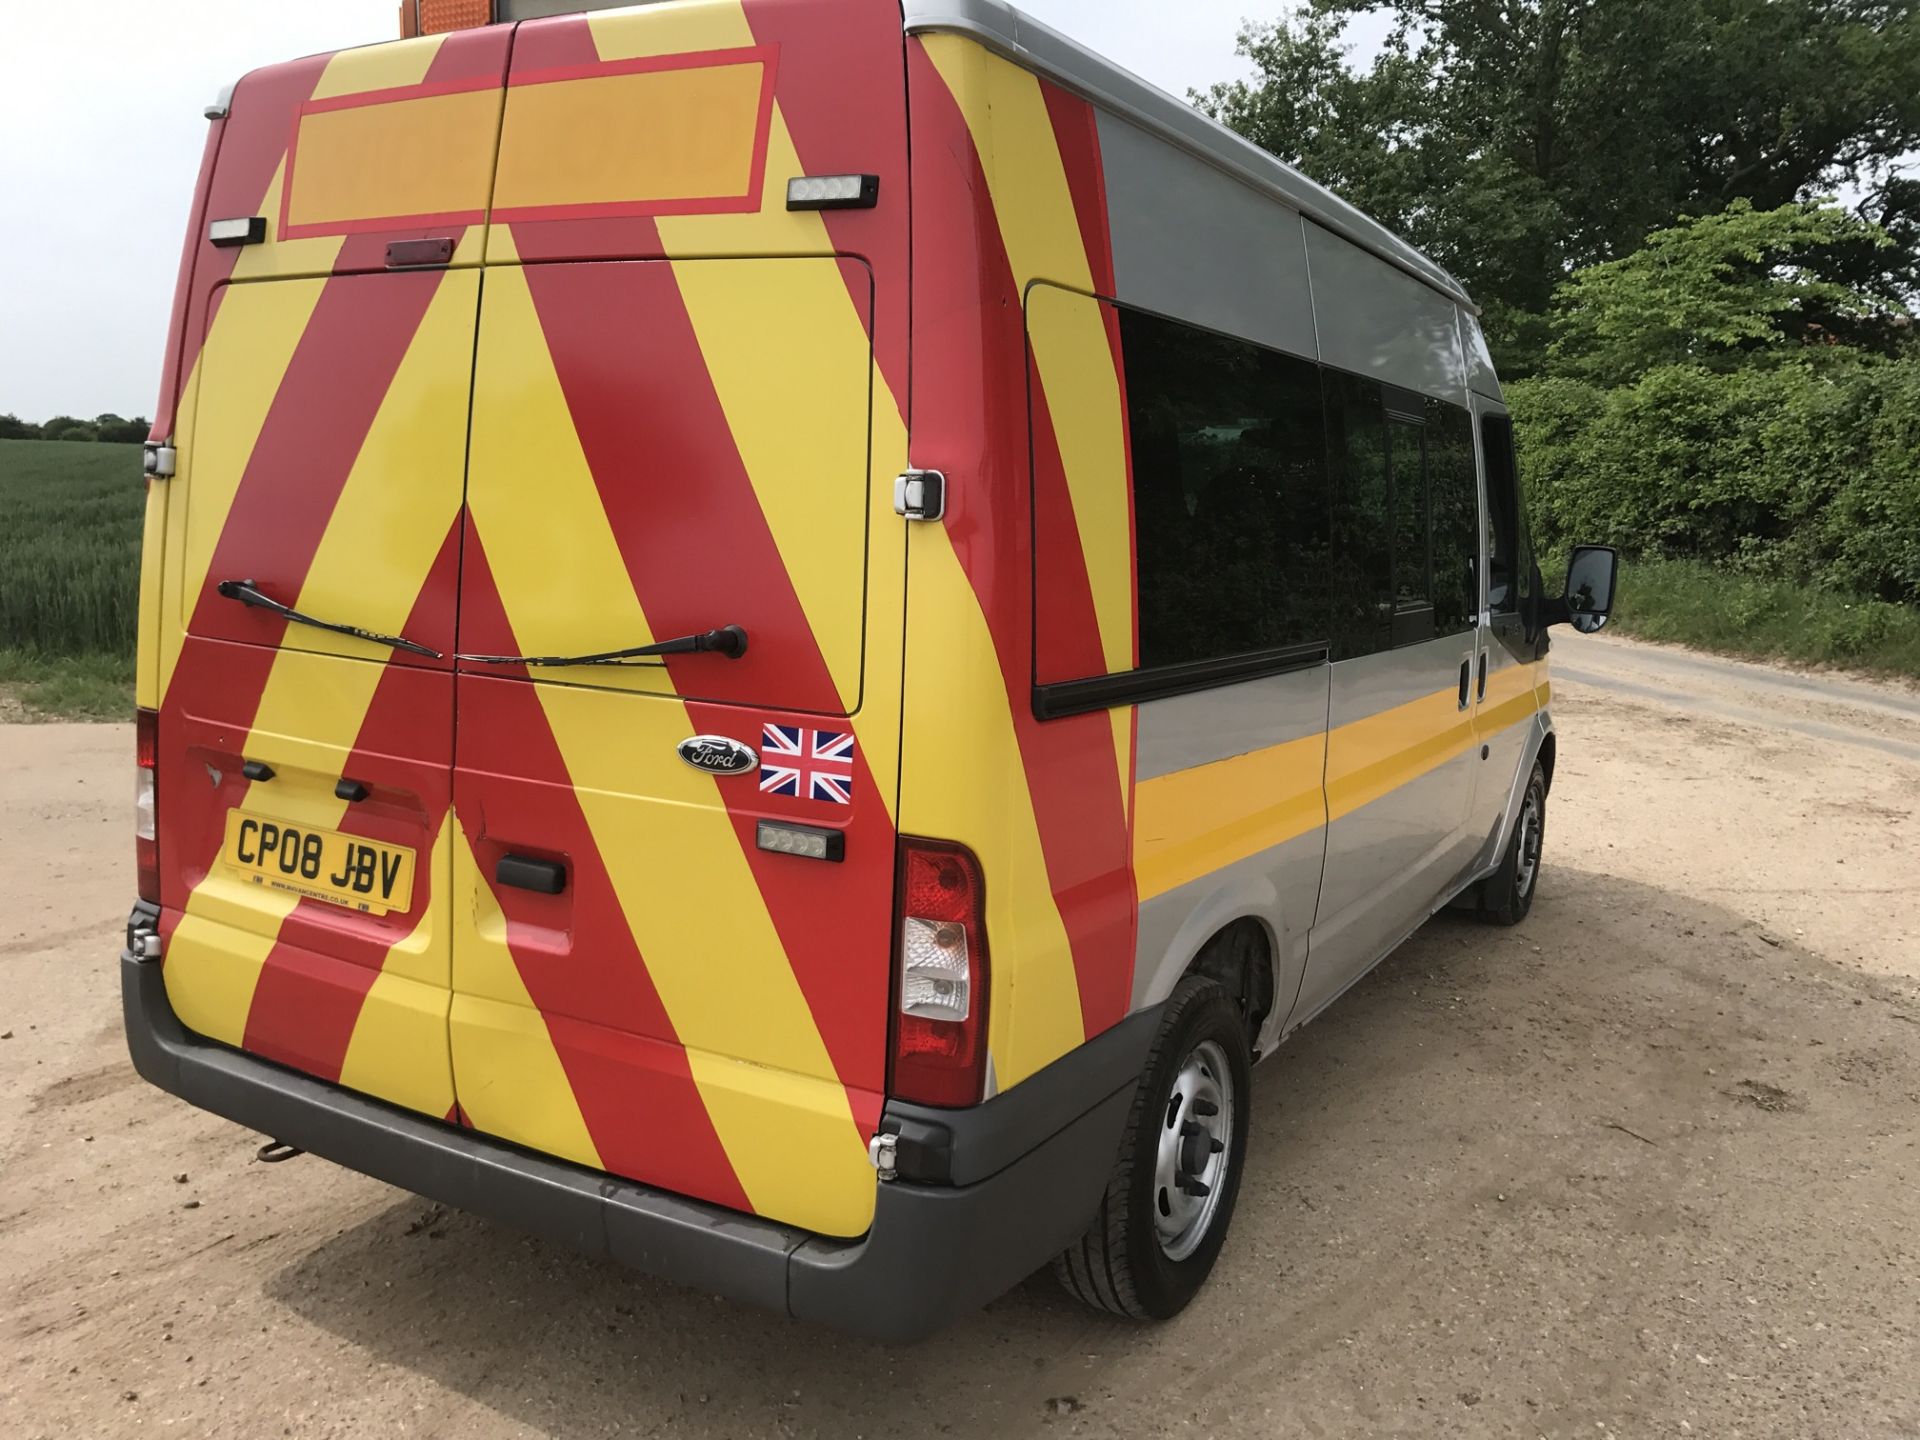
135,707,159,904
890,838,989,1107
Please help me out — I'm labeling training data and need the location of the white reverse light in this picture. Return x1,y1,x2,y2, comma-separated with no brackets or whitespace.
785,174,879,211
900,917,971,1023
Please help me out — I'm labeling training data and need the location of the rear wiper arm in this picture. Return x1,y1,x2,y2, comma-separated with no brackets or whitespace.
216,578,443,659
458,624,748,669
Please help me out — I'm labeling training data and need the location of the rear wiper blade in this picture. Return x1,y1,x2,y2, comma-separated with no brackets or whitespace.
458,624,748,669
216,578,443,659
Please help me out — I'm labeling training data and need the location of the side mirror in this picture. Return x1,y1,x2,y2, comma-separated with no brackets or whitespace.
1543,544,1619,632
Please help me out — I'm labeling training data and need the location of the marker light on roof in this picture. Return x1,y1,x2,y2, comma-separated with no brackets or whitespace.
786,174,879,211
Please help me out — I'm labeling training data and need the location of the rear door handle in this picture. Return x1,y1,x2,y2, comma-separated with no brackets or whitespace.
1457,658,1471,710
496,854,566,895
1477,650,1488,701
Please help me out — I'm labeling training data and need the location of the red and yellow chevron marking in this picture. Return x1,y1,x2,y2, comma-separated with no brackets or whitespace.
902,35,1138,1086
153,36,498,1127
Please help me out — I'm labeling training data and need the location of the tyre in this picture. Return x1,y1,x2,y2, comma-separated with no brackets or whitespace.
1478,758,1546,926
1053,975,1252,1320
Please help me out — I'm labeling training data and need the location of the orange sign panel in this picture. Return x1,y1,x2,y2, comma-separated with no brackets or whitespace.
492,47,778,221
282,80,502,238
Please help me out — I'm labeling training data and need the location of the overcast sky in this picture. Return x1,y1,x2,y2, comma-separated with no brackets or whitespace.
0,2,1376,423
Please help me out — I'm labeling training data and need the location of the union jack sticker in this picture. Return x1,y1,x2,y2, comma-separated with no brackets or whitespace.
759,724,855,805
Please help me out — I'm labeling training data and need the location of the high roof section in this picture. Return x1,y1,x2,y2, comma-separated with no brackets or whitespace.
902,0,1476,312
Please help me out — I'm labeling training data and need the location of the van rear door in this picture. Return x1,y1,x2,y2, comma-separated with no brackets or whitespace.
154,31,509,1121
447,0,910,1240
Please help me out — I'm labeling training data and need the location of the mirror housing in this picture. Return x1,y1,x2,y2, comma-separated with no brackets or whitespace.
1540,544,1619,632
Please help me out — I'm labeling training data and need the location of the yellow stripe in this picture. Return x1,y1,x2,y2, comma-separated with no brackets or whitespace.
135,477,166,711
924,36,1133,811
1135,735,1327,901
449,816,604,1167
163,276,329,700
660,258,868,713
1138,667,1550,895
464,259,873,1236
291,269,474,658
1328,688,1478,822
900,526,1087,1087
339,816,456,1118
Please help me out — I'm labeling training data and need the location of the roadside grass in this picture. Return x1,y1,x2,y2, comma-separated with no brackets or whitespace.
0,650,133,721
1610,556,1920,680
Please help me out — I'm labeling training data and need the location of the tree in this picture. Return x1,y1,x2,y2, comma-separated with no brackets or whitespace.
93,413,150,444
0,414,38,440
1199,0,1920,372
40,415,98,442
1548,200,1916,381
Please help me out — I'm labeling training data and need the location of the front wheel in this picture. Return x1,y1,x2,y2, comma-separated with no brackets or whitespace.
1053,976,1252,1320
1478,758,1547,926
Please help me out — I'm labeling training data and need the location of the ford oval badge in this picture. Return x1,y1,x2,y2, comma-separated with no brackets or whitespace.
676,734,757,776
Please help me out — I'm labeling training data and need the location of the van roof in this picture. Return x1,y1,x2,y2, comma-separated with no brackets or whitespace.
902,0,1477,312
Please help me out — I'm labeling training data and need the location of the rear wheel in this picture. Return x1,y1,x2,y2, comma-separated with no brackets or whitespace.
1053,976,1252,1320
1478,759,1547,926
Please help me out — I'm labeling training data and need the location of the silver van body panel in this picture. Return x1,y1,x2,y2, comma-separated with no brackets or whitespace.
902,0,1474,310
1130,667,1329,1026
1095,111,1318,361
1302,222,1470,404
1461,311,1502,402
1132,832,1322,1056
1134,665,1329,783
1299,635,1479,1014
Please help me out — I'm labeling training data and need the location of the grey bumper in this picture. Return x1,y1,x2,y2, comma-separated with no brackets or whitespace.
120,913,1155,1342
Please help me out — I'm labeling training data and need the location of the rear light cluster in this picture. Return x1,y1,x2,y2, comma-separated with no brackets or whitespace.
135,707,159,904
890,839,988,1107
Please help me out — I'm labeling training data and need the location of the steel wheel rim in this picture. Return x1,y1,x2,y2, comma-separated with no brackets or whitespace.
1153,1038,1234,1261
1514,790,1542,899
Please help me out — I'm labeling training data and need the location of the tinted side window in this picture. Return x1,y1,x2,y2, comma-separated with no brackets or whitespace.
1324,372,1391,661
1386,415,1432,646
1480,413,1532,614
1427,398,1478,636
1120,307,1332,671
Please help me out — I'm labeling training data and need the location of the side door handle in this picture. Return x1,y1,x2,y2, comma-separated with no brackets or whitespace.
1477,650,1489,702
1457,658,1471,711
497,854,566,895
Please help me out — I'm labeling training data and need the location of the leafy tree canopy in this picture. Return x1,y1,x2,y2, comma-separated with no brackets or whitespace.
1547,200,1915,380
1199,0,1920,372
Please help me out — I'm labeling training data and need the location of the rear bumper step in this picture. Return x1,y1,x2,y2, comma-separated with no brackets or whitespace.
120,910,1156,1342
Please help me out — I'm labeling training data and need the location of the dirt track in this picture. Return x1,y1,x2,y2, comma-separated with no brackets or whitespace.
3,632,1918,1439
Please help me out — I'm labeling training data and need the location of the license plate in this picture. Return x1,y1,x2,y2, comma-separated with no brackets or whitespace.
222,812,415,916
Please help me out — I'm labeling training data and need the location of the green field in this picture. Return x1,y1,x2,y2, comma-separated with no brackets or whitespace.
0,440,143,718
2,437,1914,721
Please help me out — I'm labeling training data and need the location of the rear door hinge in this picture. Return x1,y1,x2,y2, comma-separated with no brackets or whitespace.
143,442,176,480
892,468,945,522
867,1130,899,1181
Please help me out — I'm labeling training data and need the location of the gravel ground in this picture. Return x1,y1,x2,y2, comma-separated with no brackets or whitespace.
2,631,1916,1439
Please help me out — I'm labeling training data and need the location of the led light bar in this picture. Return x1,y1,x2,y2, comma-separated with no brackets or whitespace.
785,174,879,211
208,216,265,248
756,820,845,862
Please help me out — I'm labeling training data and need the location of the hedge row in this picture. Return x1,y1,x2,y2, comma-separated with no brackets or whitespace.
1510,359,1920,604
